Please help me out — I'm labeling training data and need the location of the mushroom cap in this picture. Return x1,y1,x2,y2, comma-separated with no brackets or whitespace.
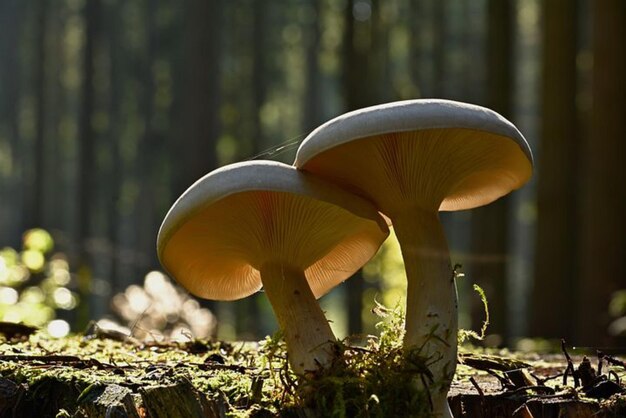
295,99,533,215
157,160,388,301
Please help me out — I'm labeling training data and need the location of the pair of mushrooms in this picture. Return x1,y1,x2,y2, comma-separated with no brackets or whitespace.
157,99,533,417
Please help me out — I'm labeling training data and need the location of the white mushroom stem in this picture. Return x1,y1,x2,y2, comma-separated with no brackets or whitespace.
392,208,458,418
260,262,337,375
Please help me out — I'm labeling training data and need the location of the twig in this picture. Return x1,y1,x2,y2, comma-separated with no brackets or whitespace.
597,350,604,375
512,404,535,418
0,354,81,362
598,351,626,371
530,371,563,386
561,339,579,387
0,354,123,370
503,385,556,397
485,369,514,391
469,376,485,399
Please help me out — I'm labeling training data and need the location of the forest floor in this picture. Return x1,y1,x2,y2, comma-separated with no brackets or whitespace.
0,321,625,418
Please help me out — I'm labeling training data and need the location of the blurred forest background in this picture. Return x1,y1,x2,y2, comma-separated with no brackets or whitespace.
0,0,624,350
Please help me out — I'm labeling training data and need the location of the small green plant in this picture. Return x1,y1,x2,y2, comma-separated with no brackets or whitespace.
458,283,490,344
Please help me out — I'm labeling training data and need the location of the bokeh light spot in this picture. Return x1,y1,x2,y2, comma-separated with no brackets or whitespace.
21,250,45,272
47,319,70,338
0,287,18,305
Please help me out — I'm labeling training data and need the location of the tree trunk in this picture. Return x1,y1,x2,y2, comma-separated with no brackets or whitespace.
342,0,387,335
302,0,322,132
432,0,446,97
44,2,67,233
531,0,578,340
76,0,101,328
0,0,23,247
251,0,267,157
577,0,626,345
174,0,222,314
25,0,48,230
135,0,159,276
104,0,123,295
175,0,220,195
468,0,513,343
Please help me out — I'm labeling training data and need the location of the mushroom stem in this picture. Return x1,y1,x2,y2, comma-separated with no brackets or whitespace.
392,209,458,417
260,262,337,375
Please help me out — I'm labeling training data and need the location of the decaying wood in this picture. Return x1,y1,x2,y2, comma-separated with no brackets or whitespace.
77,384,140,418
140,378,226,418
0,377,25,416
451,349,626,418
449,392,603,418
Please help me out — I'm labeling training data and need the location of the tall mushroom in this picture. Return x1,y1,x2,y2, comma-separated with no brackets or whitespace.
294,99,533,416
157,161,388,375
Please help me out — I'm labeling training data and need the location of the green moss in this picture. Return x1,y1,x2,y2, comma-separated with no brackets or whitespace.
281,304,436,418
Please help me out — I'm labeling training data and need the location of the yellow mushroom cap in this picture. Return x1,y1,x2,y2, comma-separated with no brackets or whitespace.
294,99,533,215
157,161,389,301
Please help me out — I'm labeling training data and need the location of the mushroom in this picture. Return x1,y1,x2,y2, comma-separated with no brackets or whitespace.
294,99,533,416
157,160,388,375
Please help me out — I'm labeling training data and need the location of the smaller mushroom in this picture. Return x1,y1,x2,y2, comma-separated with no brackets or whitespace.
157,161,388,374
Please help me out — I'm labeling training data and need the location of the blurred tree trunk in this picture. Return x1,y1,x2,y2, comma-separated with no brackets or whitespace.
409,0,428,97
531,0,578,340
136,0,159,275
104,0,123,295
240,0,268,338
469,0,513,343
342,0,386,335
251,0,267,157
76,0,101,328
409,0,443,98
432,0,446,97
460,1,484,103
44,4,66,232
175,0,220,195
0,0,23,247
303,0,321,131
343,0,365,335
175,0,222,313
25,0,48,230
577,0,626,345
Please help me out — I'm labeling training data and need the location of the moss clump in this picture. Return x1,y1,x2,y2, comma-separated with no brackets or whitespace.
276,304,435,418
